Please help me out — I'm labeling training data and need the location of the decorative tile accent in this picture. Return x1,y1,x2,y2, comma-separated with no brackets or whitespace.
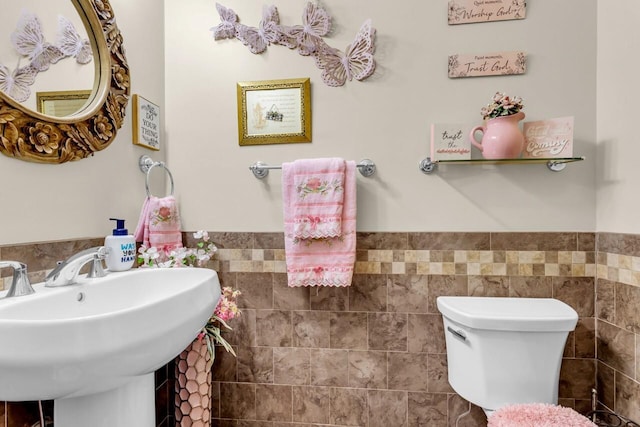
214,248,596,278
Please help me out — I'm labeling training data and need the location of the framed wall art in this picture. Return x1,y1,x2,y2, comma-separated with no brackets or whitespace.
132,94,160,151
36,90,92,116
236,78,312,146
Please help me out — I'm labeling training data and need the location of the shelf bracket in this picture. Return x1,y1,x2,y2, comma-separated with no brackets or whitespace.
419,157,436,174
546,160,567,172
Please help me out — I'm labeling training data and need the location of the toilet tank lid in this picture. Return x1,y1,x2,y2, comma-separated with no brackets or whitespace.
436,297,578,332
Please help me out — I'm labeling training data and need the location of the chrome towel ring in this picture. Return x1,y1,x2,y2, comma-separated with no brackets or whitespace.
138,155,174,197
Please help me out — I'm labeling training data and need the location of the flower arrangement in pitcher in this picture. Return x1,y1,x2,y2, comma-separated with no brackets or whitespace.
481,92,524,120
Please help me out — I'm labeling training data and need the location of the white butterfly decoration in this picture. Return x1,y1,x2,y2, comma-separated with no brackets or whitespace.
0,64,37,102
57,15,93,64
235,5,281,54
313,20,376,87
10,13,64,72
280,2,331,56
210,3,238,40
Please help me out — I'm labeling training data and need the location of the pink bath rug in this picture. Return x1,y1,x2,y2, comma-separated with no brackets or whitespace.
488,403,597,427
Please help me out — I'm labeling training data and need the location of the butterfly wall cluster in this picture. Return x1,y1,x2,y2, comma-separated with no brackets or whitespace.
0,12,93,103
210,2,377,87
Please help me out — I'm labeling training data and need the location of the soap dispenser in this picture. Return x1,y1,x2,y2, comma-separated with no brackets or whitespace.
105,218,136,271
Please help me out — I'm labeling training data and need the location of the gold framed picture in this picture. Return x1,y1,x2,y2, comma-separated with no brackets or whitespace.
36,90,92,116
132,94,160,151
236,78,312,146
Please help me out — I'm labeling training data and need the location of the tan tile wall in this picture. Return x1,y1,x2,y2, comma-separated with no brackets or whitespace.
191,231,597,427
595,233,640,423
4,231,627,426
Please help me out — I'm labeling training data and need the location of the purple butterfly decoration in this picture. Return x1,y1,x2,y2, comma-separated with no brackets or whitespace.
280,2,331,56
210,2,377,86
235,5,281,54
210,3,238,40
313,20,376,87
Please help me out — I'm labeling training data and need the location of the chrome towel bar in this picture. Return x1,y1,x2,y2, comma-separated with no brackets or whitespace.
249,159,376,179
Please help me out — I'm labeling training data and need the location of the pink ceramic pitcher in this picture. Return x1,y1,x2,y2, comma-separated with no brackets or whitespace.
469,111,525,159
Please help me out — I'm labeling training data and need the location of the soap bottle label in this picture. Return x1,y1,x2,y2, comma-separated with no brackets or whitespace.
121,242,136,263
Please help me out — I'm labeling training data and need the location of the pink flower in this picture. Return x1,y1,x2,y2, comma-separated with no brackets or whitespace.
158,206,171,219
306,177,322,190
213,287,241,322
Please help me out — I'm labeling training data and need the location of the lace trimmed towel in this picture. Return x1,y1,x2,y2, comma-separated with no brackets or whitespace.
283,159,356,287
133,195,183,252
287,157,346,239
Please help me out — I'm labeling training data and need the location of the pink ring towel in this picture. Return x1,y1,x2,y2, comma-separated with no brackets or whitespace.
488,403,597,427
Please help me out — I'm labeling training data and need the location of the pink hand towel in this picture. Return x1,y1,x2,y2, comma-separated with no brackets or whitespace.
134,197,151,243
285,157,346,239
283,160,356,287
134,195,183,252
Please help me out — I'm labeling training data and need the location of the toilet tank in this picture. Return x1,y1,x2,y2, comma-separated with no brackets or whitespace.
437,297,578,412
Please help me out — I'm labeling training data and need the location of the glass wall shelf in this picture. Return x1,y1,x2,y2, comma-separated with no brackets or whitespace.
418,156,585,174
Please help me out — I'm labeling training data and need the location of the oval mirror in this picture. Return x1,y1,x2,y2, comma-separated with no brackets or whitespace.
0,0,130,164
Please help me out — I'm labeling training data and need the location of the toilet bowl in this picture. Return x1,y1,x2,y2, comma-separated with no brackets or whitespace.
436,296,578,415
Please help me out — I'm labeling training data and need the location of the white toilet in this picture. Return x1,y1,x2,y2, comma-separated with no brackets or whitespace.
436,296,578,416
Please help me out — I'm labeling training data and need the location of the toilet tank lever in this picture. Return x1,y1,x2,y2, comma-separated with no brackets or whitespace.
447,326,467,341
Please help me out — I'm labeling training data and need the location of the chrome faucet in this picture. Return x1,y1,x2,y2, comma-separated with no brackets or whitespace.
45,246,109,287
0,261,35,298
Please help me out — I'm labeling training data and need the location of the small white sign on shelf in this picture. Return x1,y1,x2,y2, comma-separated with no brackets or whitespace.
523,117,574,159
430,123,473,161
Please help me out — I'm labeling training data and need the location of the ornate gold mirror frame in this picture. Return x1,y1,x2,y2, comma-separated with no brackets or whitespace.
0,0,130,164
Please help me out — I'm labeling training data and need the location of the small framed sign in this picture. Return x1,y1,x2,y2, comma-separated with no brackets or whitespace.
236,78,312,146
36,90,92,116
523,117,574,159
430,123,473,161
132,94,160,151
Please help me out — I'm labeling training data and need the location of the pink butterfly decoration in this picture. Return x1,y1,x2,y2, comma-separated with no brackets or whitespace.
235,5,281,54
210,3,238,40
10,13,64,72
0,64,37,102
280,2,332,56
313,20,376,87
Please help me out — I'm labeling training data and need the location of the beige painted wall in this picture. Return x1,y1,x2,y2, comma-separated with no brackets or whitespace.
596,1,640,233
0,0,604,245
165,0,597,233
0,0,166,245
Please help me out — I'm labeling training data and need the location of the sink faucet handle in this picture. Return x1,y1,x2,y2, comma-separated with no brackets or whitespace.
0,261,35,298
87,248,110,279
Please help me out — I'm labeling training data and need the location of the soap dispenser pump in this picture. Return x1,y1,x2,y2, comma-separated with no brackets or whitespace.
104,218,136,271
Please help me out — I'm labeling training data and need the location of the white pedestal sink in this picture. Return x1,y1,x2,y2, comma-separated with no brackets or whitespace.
0,267,220,427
